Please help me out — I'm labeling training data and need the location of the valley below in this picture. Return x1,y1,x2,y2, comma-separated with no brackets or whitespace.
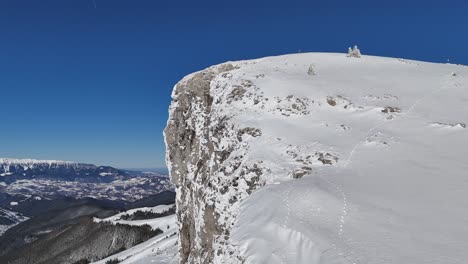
0,159,177,264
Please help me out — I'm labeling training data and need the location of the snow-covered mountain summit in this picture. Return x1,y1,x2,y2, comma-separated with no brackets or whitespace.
165,52,467,263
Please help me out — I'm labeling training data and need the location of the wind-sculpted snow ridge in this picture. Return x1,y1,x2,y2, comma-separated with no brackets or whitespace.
165,53,468,264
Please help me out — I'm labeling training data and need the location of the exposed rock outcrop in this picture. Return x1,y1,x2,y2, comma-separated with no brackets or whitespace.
165,63,266,263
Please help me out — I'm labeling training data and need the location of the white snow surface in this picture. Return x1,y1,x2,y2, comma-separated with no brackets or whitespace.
184,53,467,263
91,231,178,264
94,204,175,230
93,205,178,264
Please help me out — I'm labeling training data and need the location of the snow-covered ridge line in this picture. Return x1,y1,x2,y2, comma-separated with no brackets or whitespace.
0,158,80,166
0,158,96,172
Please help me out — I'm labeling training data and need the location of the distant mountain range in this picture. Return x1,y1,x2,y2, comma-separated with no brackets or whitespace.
0,158,174,236
0,158,173,199
0,158,131,183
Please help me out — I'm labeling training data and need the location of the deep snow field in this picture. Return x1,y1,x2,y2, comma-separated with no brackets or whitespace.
214,53,468,264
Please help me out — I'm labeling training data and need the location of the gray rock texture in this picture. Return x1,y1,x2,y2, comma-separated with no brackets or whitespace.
165,63,266,263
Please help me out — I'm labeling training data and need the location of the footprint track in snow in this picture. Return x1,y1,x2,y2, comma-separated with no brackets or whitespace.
317,173,357,264
282,181,294,228
319,174,348,237
280,180,319,263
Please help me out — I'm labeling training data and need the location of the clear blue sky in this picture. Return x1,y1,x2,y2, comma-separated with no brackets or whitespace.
1,0,467,168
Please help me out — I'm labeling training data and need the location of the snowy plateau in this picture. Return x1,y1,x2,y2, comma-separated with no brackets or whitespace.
165,52,468,264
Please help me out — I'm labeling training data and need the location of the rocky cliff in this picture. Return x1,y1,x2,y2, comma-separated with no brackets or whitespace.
164,63,256,263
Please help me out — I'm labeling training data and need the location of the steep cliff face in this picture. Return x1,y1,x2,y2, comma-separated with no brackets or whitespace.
164,63,257,263
165,53,468,264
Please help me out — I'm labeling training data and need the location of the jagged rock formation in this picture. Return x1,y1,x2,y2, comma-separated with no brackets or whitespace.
165,53,468,264
165,63,247,263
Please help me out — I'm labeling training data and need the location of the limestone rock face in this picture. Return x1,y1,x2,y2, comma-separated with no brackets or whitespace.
165,63,262,263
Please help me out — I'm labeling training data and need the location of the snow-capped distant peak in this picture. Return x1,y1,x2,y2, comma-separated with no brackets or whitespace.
0,158,78,166
0,158,92,174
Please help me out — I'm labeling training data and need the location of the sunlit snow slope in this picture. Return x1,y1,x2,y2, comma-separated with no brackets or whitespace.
93,205,178,264
167,52,467,264
227,54,467,264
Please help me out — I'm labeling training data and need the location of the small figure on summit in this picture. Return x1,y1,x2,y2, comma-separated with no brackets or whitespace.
347,45,362,58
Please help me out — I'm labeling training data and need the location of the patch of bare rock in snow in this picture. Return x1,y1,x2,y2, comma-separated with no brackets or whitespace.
430,122,466,130
165,52,468,264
